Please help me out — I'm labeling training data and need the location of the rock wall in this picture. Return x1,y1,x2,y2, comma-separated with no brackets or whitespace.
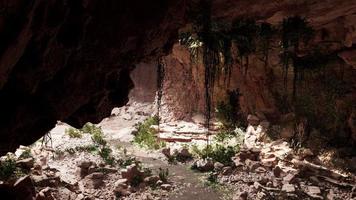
159,0,356,143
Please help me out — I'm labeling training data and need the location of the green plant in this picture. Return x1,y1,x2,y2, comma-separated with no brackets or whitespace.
158,167,169,183
0,155,17,180
65,148,76,155
18,148,32,160
214,130,235,143
280,16,314,98
65,127,83,138
216,89,244,129
130,174,144,187
81,122,103,135
91,129,107,146
258,22,275,71
99,146,115,166
231,18,259,74
191,144,239,165
75,145,98,153
133,116,166,150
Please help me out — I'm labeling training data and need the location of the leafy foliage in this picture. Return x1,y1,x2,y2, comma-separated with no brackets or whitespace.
81,122,102,135
158,167,169,183
0,155,17,180
216,89,244,129
133,116,166,150
65,127,83,138
18,148,33,160
99,146,115,166
191,143,239,165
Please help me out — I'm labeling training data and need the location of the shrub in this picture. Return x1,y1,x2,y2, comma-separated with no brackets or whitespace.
133,116,166,150
81,123,102,135
99,146,115,166
18,148,32,160
214,130,235,143
65,128,83,138
75,145,98,153
191,144,239,165
91,129,107,146
0,155,17,180
216,89,245,129
158,167,169,183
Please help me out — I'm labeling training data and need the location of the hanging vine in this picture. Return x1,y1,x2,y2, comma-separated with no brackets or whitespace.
231,18,259,75
156,57,165,129
280,16,314,99
258,22,275,72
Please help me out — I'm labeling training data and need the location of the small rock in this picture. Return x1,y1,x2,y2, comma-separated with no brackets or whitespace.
156,180,163,185
273,166,283,177
254,167,267,173
305,186,322,199
36,187,54,200
162,148,171,158
193,159,214,172
222,166,233,175
282,184,295,193
144,176,160,185
16,158,35,169
238,191,248,200
214,162,224,171
283,174,296,184
121,164,144,185
114,179,128,187
174,148,192,161
326,189,335,200
161,184,172,191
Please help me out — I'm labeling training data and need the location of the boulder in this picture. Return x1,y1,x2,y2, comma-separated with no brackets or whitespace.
214,162,224,171
32,175,60,187
36,187,55,200
173,148,192,161
273,166,283,177
16,158,34,170
121,164,144,185
13,176,36,200
83,172,105,189
282,184,295,193
222,166,233,175
305,186,322,199
193,159,214,172
114,179,130,197
144,176,160,185
161,184,172,191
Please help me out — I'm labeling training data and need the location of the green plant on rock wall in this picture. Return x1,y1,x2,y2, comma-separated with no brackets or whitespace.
258,22,275,71
280,16,314,99
0,155,17,180
216,89,245,129
231,18,259,75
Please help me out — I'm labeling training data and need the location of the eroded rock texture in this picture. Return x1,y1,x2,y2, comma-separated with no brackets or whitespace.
155,0,356,142
0,0,187,154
